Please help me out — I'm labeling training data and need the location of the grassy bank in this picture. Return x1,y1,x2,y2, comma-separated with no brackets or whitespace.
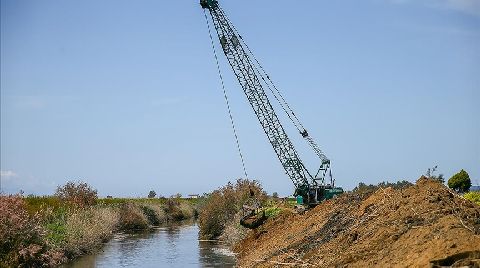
464,191,480,205
0,195,197,267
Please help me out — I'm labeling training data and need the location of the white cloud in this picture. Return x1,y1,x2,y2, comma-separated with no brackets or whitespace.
388,0,480,16
0,170,18,179
0,171,56,195
7,95,78,111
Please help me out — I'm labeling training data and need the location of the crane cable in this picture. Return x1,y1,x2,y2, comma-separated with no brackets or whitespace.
219,7,328,161
219,7,305,132
204,9,249,179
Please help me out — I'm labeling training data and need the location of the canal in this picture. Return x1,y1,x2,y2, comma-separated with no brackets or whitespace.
61,221,236,267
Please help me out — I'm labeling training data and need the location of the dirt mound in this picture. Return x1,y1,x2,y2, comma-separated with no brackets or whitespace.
234,177,480,267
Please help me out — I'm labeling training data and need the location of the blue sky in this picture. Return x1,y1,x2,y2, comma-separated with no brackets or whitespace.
1,0,479,197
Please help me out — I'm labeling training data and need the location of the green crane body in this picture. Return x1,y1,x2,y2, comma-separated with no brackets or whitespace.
201,0,343,206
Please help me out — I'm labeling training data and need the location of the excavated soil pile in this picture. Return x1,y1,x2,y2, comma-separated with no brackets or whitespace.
234,177,480,267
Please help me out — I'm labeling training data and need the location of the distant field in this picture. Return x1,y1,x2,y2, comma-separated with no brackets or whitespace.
97,197,200,205
23,195,200,214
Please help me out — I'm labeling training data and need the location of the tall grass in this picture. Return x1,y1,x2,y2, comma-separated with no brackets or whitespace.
64,206,119,257
1,194,197,267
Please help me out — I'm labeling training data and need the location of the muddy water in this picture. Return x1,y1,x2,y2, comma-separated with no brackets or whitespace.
61,221,236,268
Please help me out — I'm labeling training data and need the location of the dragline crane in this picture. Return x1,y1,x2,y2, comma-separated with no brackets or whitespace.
200,0,343,206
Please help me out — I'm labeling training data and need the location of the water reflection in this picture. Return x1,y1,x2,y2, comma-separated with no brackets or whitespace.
61,221,235,268
165,224,181,265
198,240,236,268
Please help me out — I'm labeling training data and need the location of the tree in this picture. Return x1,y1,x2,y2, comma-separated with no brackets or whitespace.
55,181,98,207
148,190,156,198
448,169,471,193
272,192,279,199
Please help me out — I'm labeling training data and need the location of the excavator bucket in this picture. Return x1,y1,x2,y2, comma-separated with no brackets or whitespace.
240,210,267,229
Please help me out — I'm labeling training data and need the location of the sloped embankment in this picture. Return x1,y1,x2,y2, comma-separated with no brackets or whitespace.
234,177,480,267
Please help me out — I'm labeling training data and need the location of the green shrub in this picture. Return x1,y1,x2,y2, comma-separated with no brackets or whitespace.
45,208,68,248
264,206,282,218
464,192,480,206
141,205,161,225
352,180,413,194
448,169,471,193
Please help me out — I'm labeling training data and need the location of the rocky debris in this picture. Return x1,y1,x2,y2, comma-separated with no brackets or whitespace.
234,177,480,267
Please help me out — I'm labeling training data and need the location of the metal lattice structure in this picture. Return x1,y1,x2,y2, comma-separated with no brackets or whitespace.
201,0,335,202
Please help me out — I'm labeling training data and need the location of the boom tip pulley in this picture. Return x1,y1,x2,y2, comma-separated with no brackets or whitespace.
200,0,218,9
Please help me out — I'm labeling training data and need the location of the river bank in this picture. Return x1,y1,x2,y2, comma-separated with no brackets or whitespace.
233,178,480,267
0,195,198,267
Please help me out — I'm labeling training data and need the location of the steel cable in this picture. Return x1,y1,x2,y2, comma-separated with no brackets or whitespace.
204,9,249,179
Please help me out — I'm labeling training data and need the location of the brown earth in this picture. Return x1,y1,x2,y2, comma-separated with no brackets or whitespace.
234,177,480,267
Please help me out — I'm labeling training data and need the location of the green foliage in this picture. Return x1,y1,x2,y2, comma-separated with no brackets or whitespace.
141,205,160,225
98,197,159,206
45,208,68,248
148,190,156,198
264,206,282,218
97,197,200,206
352,180,413,194
463,192,480,206
448,169,471,193
46,221,67,247
24,196,65,215
272,192,279,199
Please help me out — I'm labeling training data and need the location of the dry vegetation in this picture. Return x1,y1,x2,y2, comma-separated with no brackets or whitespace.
198,179,267,241
0,182,197,267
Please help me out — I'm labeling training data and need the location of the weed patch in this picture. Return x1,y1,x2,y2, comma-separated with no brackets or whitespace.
464,192,480,206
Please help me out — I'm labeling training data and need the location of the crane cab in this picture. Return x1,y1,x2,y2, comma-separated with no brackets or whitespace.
297,185,344,207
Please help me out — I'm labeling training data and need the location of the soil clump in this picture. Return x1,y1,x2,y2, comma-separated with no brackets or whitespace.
234,177,480,267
